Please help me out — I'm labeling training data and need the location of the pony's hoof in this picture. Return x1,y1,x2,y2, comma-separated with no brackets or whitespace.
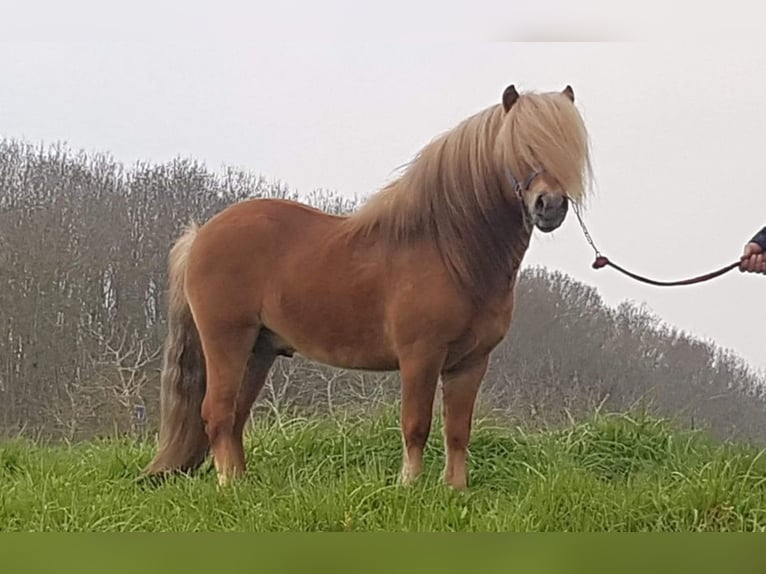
399,469,421,487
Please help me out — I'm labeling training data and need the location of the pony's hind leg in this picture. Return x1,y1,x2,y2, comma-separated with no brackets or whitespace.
231,340,276,471
197,322,260,486
398,348,446,485
440,356,489,489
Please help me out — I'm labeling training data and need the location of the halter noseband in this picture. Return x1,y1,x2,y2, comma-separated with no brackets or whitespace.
507,168,543,223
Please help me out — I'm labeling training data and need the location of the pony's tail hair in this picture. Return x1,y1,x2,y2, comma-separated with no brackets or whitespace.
144,223,209,477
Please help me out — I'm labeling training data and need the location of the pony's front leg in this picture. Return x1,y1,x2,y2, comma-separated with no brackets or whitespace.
441,356,489,489
398,349,446,485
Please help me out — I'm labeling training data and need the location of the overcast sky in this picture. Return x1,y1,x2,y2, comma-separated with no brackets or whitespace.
1,37,765,371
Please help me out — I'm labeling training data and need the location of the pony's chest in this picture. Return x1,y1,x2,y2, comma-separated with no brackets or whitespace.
443,299,515,369
471,297,516,350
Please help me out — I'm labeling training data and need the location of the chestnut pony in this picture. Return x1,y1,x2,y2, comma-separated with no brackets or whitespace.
145,84,592,489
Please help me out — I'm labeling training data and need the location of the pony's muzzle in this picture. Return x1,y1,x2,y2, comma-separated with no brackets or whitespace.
533,193,568,232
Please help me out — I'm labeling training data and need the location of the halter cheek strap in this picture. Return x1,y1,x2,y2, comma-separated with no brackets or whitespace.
507,168,543,201
507,168,543,222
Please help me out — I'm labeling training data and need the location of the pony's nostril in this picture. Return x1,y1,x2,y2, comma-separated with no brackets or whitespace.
535,195,546,211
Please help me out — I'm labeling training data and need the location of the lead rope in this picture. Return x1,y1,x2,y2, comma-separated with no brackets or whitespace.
571,203,741,287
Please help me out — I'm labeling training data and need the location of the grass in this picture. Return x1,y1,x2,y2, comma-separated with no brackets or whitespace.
2,408,766,531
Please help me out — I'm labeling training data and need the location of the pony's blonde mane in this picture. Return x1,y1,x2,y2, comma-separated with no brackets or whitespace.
343,90,592,298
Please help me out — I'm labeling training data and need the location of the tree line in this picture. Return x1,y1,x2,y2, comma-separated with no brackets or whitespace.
1,139,764,443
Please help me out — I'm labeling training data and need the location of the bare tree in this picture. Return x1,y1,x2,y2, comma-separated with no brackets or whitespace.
1,138,765,444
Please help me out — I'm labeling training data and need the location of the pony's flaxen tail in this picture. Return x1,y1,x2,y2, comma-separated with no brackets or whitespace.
144,223,209,477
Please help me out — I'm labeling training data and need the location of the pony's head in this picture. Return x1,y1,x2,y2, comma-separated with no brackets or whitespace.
497,84,591,233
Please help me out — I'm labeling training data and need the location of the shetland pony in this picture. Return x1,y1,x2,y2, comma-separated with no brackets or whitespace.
145,84,592,489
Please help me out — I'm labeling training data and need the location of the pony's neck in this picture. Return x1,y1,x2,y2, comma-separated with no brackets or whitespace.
342,104,534,300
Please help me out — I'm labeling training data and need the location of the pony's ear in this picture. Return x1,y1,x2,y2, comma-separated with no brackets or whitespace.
502,84,520,112
562,85,575,102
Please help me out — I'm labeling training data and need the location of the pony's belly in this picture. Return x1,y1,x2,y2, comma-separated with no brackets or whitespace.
260,315,398,371
299,346,398,372
283,337,398,372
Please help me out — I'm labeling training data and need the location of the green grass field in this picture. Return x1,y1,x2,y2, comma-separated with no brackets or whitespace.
2,408,766,532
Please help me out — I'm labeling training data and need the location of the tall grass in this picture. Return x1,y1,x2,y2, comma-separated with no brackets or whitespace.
2,408,766,531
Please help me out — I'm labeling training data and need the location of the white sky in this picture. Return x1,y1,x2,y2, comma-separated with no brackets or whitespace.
1,9,765,372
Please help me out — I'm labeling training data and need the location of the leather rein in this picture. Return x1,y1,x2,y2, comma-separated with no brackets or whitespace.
508,168,741,287
571,203,741,287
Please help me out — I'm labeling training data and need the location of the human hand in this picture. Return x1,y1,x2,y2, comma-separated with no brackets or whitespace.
740,242,766,274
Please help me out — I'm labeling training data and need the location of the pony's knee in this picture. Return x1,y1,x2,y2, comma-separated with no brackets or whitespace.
402,420,431,449
444,430,469,452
